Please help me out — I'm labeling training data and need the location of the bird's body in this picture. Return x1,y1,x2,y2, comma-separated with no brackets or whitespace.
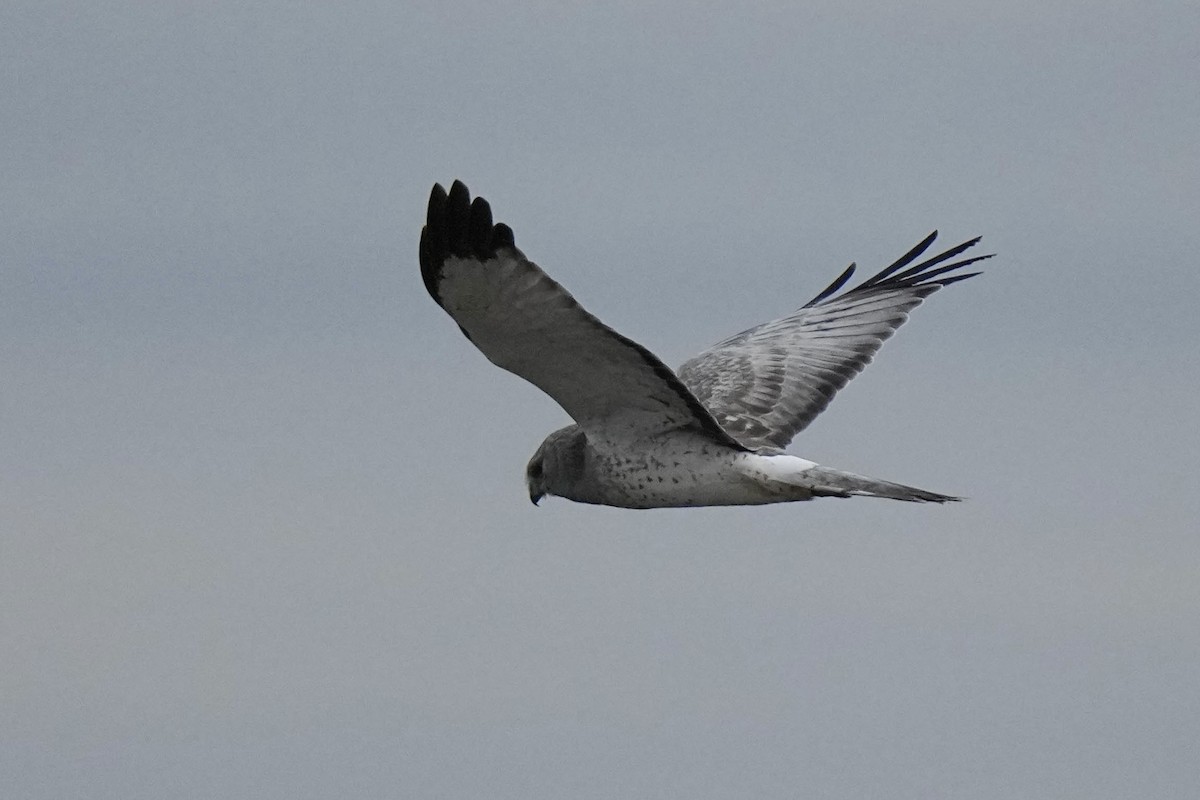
529,426,956,509
419,180,991,510
528,425,798,509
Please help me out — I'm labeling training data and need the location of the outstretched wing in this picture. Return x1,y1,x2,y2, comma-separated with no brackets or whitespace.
420,181,745,451
677,232,992,451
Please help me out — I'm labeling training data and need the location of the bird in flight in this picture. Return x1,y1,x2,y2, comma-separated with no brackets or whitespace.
419,181,990,509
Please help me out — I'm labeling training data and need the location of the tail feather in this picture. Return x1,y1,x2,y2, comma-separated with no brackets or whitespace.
736,454,960,504
801,465,961,503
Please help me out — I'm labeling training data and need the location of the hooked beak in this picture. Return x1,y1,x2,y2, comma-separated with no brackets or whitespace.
529,490,544,506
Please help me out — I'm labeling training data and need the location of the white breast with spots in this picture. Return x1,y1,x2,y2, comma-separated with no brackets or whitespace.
588,432,817,509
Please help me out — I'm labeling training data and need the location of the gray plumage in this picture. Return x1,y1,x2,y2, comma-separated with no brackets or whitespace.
420,180,991,509
677,230,988,451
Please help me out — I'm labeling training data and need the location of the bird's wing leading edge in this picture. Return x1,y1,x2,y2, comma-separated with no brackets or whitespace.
419,180,745,451
676,231,992,451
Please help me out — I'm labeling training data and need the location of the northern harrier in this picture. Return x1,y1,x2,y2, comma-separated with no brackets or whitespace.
419,181,990,509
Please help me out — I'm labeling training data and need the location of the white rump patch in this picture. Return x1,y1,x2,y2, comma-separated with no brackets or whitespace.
734,453,820,486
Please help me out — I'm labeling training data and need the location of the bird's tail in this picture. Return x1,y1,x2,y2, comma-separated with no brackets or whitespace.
737,454,961,503
800,465,961,503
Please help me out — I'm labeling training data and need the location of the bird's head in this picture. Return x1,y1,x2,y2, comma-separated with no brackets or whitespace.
525,452,547,506
525,425,588,506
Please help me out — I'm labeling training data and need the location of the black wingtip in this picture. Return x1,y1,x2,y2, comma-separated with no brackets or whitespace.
800,231,992,308
493,222,515,249
427,183,447,227
468,196,494,257
803,262,857,308
419,180,519,306
828,233,990,301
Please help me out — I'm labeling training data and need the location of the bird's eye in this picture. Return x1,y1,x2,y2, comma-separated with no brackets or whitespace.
529,462,543,478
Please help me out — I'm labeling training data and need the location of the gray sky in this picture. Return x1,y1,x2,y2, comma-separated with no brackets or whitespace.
3,1,1199,798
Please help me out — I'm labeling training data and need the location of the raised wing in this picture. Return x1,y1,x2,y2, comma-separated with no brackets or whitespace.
677,232,992,451
420,181,745,450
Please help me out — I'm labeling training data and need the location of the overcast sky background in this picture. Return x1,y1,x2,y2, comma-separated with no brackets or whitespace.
3,2,1199,798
